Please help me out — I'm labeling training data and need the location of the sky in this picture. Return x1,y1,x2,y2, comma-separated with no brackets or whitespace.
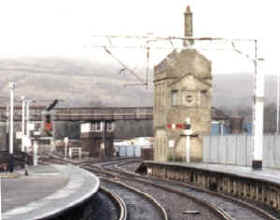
0,0,279,74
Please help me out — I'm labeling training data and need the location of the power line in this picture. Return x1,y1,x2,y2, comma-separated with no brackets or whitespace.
89,35,260,89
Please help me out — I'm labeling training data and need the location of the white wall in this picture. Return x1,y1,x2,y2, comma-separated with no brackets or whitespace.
203,135,280,168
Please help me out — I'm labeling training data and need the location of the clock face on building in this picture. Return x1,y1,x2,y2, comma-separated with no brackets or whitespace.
185,95,193,103
183,91,196,106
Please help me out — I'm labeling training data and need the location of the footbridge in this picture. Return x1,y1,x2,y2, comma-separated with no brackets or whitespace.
0,106,153,122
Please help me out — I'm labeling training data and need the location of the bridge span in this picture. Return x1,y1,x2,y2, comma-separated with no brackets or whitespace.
0,106,153,122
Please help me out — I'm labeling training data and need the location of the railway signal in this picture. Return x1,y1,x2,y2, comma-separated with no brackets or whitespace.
43,113,53,137
167,118,192,162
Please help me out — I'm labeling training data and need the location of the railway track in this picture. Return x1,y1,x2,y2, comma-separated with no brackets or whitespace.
102,178,167,220
99,186,126,220
44,154,279,219
43,154,167,220
86,159,279,220
83,162,230,220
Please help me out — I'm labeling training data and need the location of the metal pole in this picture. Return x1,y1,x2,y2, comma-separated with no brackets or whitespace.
64,137,68,159
185,118,191,163
33,140,38,166
9,82,15,155
25,100,31,152
6,105,9,150
146,43,150,88
220,122,224,136
64,141,67,159
26,101,30,139
21,97,25,152
186,134,190,163
102,121,107,158
277,73,280,133
0,177,2,220
252,40,264,170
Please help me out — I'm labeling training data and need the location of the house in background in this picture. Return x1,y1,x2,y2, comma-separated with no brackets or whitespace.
80,121,114,157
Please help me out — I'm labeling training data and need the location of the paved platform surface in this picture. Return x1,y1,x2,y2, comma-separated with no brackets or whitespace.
2,164,99,220
146,161,280,185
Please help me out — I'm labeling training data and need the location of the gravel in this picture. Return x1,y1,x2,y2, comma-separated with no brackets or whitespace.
102,179,164,220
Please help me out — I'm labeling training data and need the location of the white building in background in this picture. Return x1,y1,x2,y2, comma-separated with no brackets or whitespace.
114,137,153,157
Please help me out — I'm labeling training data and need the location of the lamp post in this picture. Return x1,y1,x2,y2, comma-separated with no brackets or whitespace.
8,82,15,154
21,96,26,152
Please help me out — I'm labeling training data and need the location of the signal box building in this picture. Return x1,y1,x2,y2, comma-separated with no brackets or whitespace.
80,121,114,157
153,49,212,162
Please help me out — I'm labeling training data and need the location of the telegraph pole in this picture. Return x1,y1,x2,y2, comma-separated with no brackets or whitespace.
8,82,15,154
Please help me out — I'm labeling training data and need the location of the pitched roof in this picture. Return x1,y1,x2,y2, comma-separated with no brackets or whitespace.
154,49,211,80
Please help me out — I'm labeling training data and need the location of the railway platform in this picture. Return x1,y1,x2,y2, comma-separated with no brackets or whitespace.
144,161,280,184
140,161,280,213
1,164,100,220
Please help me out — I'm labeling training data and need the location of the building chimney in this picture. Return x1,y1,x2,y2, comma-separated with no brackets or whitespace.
184,5,193,46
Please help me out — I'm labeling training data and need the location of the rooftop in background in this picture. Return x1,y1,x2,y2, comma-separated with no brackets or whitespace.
211,107,230,120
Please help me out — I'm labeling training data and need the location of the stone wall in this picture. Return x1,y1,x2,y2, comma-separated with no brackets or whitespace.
153,49,212,162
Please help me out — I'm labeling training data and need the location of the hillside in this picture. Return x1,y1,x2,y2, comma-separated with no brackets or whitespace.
0,57,153,107
0,57,277,112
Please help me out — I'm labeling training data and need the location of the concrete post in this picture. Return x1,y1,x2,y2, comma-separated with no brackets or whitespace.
9,82,15,155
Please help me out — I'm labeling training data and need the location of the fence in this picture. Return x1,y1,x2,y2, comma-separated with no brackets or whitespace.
203,135,280,169
116,145,142,157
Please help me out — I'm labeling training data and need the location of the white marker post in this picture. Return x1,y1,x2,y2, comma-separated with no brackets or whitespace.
277,73,280,133
21,97,26,152
9,82,15,155
184,118,192,163
252,40,264,170
26,100,31,152
64,137,69,159
33,140,38,166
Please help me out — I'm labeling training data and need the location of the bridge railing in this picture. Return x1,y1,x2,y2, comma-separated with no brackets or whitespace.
0,106,153,121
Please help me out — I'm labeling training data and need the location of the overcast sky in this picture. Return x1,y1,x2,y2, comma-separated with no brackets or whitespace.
0,0,278,74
